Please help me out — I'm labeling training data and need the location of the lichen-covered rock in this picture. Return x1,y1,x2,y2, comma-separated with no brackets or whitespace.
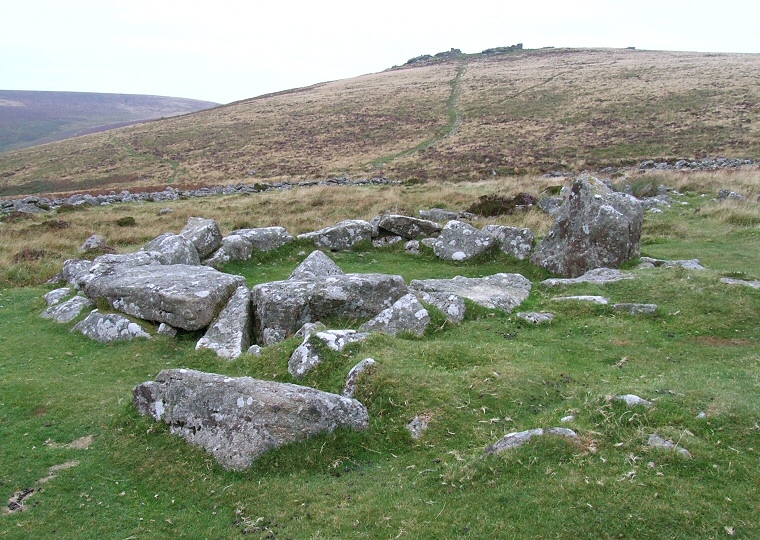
721,277,760,289
179,217,223,258
229,226,294,251
289,250,345,280
78,234,109,254
407,415,430,439
531,173,643,277
372,235,403,248
552,295,609,304
44,287,72,307
133,369,369,470
83,264,245,331
360,293,429,336
41,295,94,323
202,234,253,268
297,220,372,251
413,290,466,323
485,427,578,454
343,358,377,399
58,258,93,287
516,311,555,324
612,303,657,315
157,323,178,336
251,273,408,345
72,310,150,342
431,220,496,261
195,286,251,360
648,433,691,457
410,274,531,312
419,208,460,222
143,233,200,265
638,257,706,270
482,225,535,260
541,268,634,286
378,215,442,239
405,240,421,254
288,330,370,379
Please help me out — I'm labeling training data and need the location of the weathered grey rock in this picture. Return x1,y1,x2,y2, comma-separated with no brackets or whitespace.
537,196,564,215
158,207,174,216
531,173,643,277
717,189,746,201
560,415,575,423
405,240,421,254
143,233,200,265
288,330,370,379
41,295,94,323
78,234,109,254
419,208,460,222
410,274,531,312
378,215,442,239
179,217,223,258
72,310,150,342
483,225,535,260
297,220,372,251
648,434,691,457
44,287,72,307
407,415,430,439
247,345,263,356
289,250,345,280
133,369,369,470
721,277,760,289
638,257,706,270
485,427,578,454
251,273,408,345
202,234,253,268
613,303,657,315
230,227,294,251
83,264,245,331
195,286,251,360
372,235,403,248
157,323,178,337
315,329,370,351
420,237,436,248
616,394,653,407
294,321,328,339
360,293,429,336
552,295,609,304
431,220,496,261
369,215,383,238
79,251,162,288
59,259,93,287
343,358,377,399
413,290,466,323
516,311,555,324
541,268,634,286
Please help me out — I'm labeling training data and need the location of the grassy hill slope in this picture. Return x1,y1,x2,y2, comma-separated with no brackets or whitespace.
1,48,758,197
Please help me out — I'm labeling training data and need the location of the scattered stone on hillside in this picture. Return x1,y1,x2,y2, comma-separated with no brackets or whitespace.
289,250,345,280
158,207,174,216
717,189,746,201
639,194,672,209
552,295,609,304
44,287,72,307
202,234,253,268
195,286,251,360
143,233,200,266
516,311,555,324
294,321,328,339
247,345,263,356
419,208,460,223
229,226,294,251
41,295,94,323
373,235,403,248
431,220,496,261
720,277,760,289
78,234,111,254
696,411,707,419
405,240,421,254
482,225,535,260
531,173,643,277
615,394,653,407
360,293,430,336
157,323,178,337
485,427,578,454
541,268,634,286
637,257,706,270
560,415,575,423
83,264,245,331
72,310,150,342
179,217,223,258
289,330,370,379
537,196,564,215
413,290,466,323
251,273,408,345
133,368,369,470
410,273,531,312
343,358,377,399
297,219,373,251
407,415,430,439
378,215,442,239
613,303,657,315
647,434,691,457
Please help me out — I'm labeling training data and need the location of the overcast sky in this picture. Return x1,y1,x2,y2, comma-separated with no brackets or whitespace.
1,0,758,104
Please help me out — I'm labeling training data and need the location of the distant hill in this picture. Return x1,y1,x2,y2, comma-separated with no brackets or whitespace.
0,90,218,152
1,48,759,197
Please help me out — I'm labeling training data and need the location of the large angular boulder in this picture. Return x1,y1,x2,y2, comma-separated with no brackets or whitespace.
230,227,294,251
289,251,345,280
83,264,245,331
410,273,531,312
360,293,430,336
431,221,496,261
482,225,535,260
143,233,200,266
531,173,643,277
133,369,369,470
180,217,223,258
202,235,253,268
297,220,372,251
251,274,408,345
72,310,150,342
378,215,442,239
195,286,252,360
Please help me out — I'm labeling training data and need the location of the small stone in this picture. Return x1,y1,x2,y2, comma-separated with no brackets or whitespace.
407,415,430,439
157,323,178,337
405,240,420,254
647,433,691,458
516,311,555,324
696,411,707,419
616,394,653,407
613,303,657,315
560,415,574,423
247,345,263,356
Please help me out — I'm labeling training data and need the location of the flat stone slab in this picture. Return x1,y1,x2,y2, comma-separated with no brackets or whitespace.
44,287,73,307
73,310,150,342
613,303,657,315
41,295,94,323
410,274,531,313
230,227,294,251
552,295,609,305
83,264,246,331
133,369,369,470
485,427,578,454
541,268,634,286
378,215,442,239
721,277,760,289
638,257,706,270
195,286,252,360
516,311,555,324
